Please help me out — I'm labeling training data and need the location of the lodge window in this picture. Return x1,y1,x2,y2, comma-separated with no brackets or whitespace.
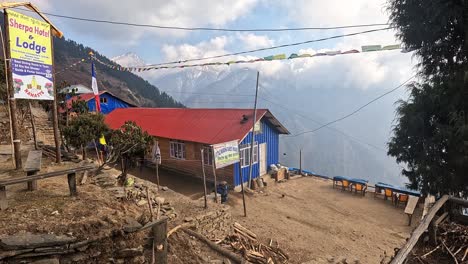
239,142,258,168
170,140,186,159
203,146,213,166
100,97,108,104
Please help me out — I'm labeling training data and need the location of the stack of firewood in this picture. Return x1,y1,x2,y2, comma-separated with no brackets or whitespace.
436,221,468,262
411,221,468,263
221,222,289,264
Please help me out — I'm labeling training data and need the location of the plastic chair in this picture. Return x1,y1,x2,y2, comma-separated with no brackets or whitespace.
353,183,367,196
341,180,350,191
395,194,409,207
384,188,393,202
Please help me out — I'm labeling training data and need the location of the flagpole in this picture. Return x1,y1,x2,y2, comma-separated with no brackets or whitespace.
90,52,101,113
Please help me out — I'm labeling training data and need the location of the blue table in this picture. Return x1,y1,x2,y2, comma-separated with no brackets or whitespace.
375,182,421,197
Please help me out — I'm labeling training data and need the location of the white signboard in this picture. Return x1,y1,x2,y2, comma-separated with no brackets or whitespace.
213,140,239,169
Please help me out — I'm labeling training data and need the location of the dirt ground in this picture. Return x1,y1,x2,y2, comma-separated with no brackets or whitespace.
228,176,420,264
1,145,420,263
0,147,227,263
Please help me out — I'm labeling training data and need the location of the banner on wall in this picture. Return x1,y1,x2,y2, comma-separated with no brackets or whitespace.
7,10,54,100
213,140,240,169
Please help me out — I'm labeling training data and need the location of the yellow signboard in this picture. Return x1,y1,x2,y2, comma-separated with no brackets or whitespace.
7,10,54,100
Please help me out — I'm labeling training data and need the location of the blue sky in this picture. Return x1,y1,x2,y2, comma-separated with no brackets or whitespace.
37,0,397,64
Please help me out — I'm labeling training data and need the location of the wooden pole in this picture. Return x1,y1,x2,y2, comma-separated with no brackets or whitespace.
28,102,38,150
3,10,22,169
238,159,247,217
67,172,77,196
211,147,218,202
200,148,208,209
152,217,168,264
50,26,61,163
248,71,260,188
0,24,15,168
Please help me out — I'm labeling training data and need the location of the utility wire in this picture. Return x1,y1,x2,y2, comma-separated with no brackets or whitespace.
258,96,388,152
13,7,389,32
164,91,255,96
142,27,393,66
257,86,389,152
289,75,415,138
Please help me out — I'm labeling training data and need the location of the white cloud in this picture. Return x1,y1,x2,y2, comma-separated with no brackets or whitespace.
236,33,275,49
161,36,231,62
279,0,388,27
43,0,258,45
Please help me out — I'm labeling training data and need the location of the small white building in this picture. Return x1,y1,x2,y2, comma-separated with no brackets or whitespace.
60,84,93,94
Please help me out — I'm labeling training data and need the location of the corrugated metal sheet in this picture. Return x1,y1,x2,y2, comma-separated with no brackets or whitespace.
233,119,280,186
87,93,133,114
106,108,277,144
64,91,134,115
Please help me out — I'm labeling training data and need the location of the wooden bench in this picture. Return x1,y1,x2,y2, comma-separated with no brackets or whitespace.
24,150,42,191
0,165,95,210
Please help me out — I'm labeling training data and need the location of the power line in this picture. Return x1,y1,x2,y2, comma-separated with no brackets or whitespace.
13,7,389,32
257,90,388,152
143,27,393,66
164,91,255,96
289,75,415,138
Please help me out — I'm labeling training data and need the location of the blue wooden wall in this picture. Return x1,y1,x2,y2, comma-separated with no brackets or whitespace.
233,118,280,187
87,93,132,114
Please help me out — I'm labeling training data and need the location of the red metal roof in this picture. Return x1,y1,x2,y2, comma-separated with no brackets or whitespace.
105,108,288,145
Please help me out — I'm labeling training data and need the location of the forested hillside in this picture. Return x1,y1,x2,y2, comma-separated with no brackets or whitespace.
53,37,183,108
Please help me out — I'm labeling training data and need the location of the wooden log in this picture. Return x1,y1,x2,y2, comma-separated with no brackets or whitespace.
67,172,77,196
234,222,257,240
390,195,450,264
80,171,88,185
183,228,244,264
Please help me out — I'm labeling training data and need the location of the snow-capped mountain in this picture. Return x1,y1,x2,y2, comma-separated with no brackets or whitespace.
112,52,146,67
112,51,413,185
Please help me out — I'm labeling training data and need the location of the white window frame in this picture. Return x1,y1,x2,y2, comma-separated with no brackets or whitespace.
239,142,258,168
170,140,186,159
203,145,213,166
100,97,108,104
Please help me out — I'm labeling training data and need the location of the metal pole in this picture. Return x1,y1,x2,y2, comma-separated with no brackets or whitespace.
50,25,61,163
200,148,208,209
3,10,22,169
248,71,260,188
155,140,160,191
211,147,218,202
238,159,247,217
299,148,302,175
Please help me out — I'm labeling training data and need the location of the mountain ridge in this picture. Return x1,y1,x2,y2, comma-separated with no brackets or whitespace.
53,39,183,108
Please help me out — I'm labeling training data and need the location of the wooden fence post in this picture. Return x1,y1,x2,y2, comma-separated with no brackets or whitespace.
27,171,38,191
67,172,77,196
0,186,7,210
152,217,168,264
200,148,208,209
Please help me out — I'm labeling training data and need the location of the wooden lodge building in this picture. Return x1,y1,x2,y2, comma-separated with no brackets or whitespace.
105,108,289,190
64,91,136,115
